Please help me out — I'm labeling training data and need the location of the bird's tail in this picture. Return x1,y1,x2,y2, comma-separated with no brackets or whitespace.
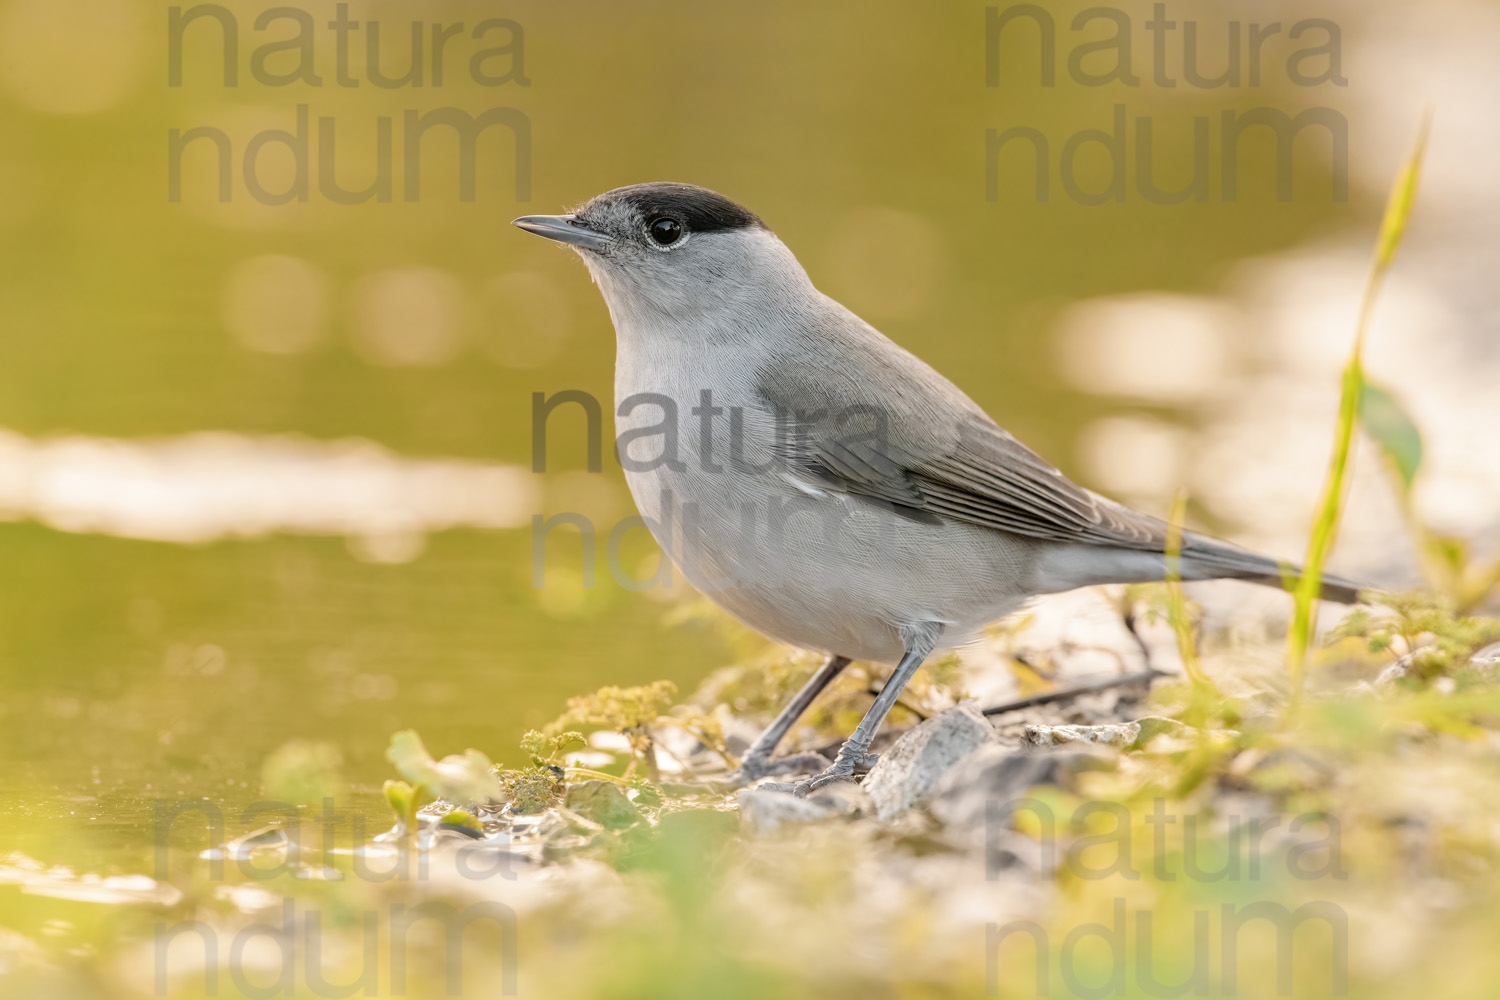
1179,532,1365,604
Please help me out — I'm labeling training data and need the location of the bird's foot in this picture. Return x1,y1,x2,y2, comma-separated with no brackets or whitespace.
710,751,834,792
790,767,857,798
760,750,879,798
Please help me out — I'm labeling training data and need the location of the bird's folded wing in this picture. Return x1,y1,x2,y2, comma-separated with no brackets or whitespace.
914,415,1166,547
761,382,1167,550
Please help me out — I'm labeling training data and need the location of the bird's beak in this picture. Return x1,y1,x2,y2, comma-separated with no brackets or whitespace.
510,214,611,251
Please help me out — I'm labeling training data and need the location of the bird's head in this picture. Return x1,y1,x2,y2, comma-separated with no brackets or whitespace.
512,182,809,322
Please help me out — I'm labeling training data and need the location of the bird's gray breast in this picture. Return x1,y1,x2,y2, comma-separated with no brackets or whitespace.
612,349,788,589
609,341,1034,661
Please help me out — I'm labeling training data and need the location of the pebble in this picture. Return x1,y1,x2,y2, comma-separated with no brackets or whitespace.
862,702,997,821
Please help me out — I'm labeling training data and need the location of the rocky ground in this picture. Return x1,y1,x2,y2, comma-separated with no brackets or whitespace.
12,587,1500,999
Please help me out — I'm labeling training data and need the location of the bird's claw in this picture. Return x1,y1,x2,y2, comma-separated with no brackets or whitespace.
711,750,835,792
790,769,858,798
762,751,879,798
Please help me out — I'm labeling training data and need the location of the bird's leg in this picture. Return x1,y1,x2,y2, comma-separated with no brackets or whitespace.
786,623,943,798
718,655,851,789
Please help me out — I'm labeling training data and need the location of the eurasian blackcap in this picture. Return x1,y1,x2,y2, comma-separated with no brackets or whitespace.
514,182,1360,795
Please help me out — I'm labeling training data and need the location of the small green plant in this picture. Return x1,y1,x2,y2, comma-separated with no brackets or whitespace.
382,730,502,830
488,729,588,815
1287,114,1431,703
521,729,586,767
1162,492,1212,693
548,680,678,781
494,765,565,814
1334,592,1500,683
383,778,421,828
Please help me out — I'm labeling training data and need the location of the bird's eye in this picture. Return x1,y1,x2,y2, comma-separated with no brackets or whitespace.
648,217,684,246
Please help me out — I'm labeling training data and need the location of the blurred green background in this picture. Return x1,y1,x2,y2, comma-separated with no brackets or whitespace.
0,0,1357,876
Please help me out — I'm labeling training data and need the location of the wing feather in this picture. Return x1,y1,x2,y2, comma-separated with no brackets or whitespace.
759,382,1167,549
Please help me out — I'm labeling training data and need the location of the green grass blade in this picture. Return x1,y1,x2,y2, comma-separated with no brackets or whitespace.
1164,491,1209,689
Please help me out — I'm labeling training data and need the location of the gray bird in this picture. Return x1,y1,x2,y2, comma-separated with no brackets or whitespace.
513,182,1361,796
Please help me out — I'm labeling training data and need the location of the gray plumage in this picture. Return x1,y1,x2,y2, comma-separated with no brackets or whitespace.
514,182,1362,793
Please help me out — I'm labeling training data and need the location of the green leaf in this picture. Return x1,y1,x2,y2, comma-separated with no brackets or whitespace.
383,779,416,819
1359,380,1424,492
438,809,484,834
